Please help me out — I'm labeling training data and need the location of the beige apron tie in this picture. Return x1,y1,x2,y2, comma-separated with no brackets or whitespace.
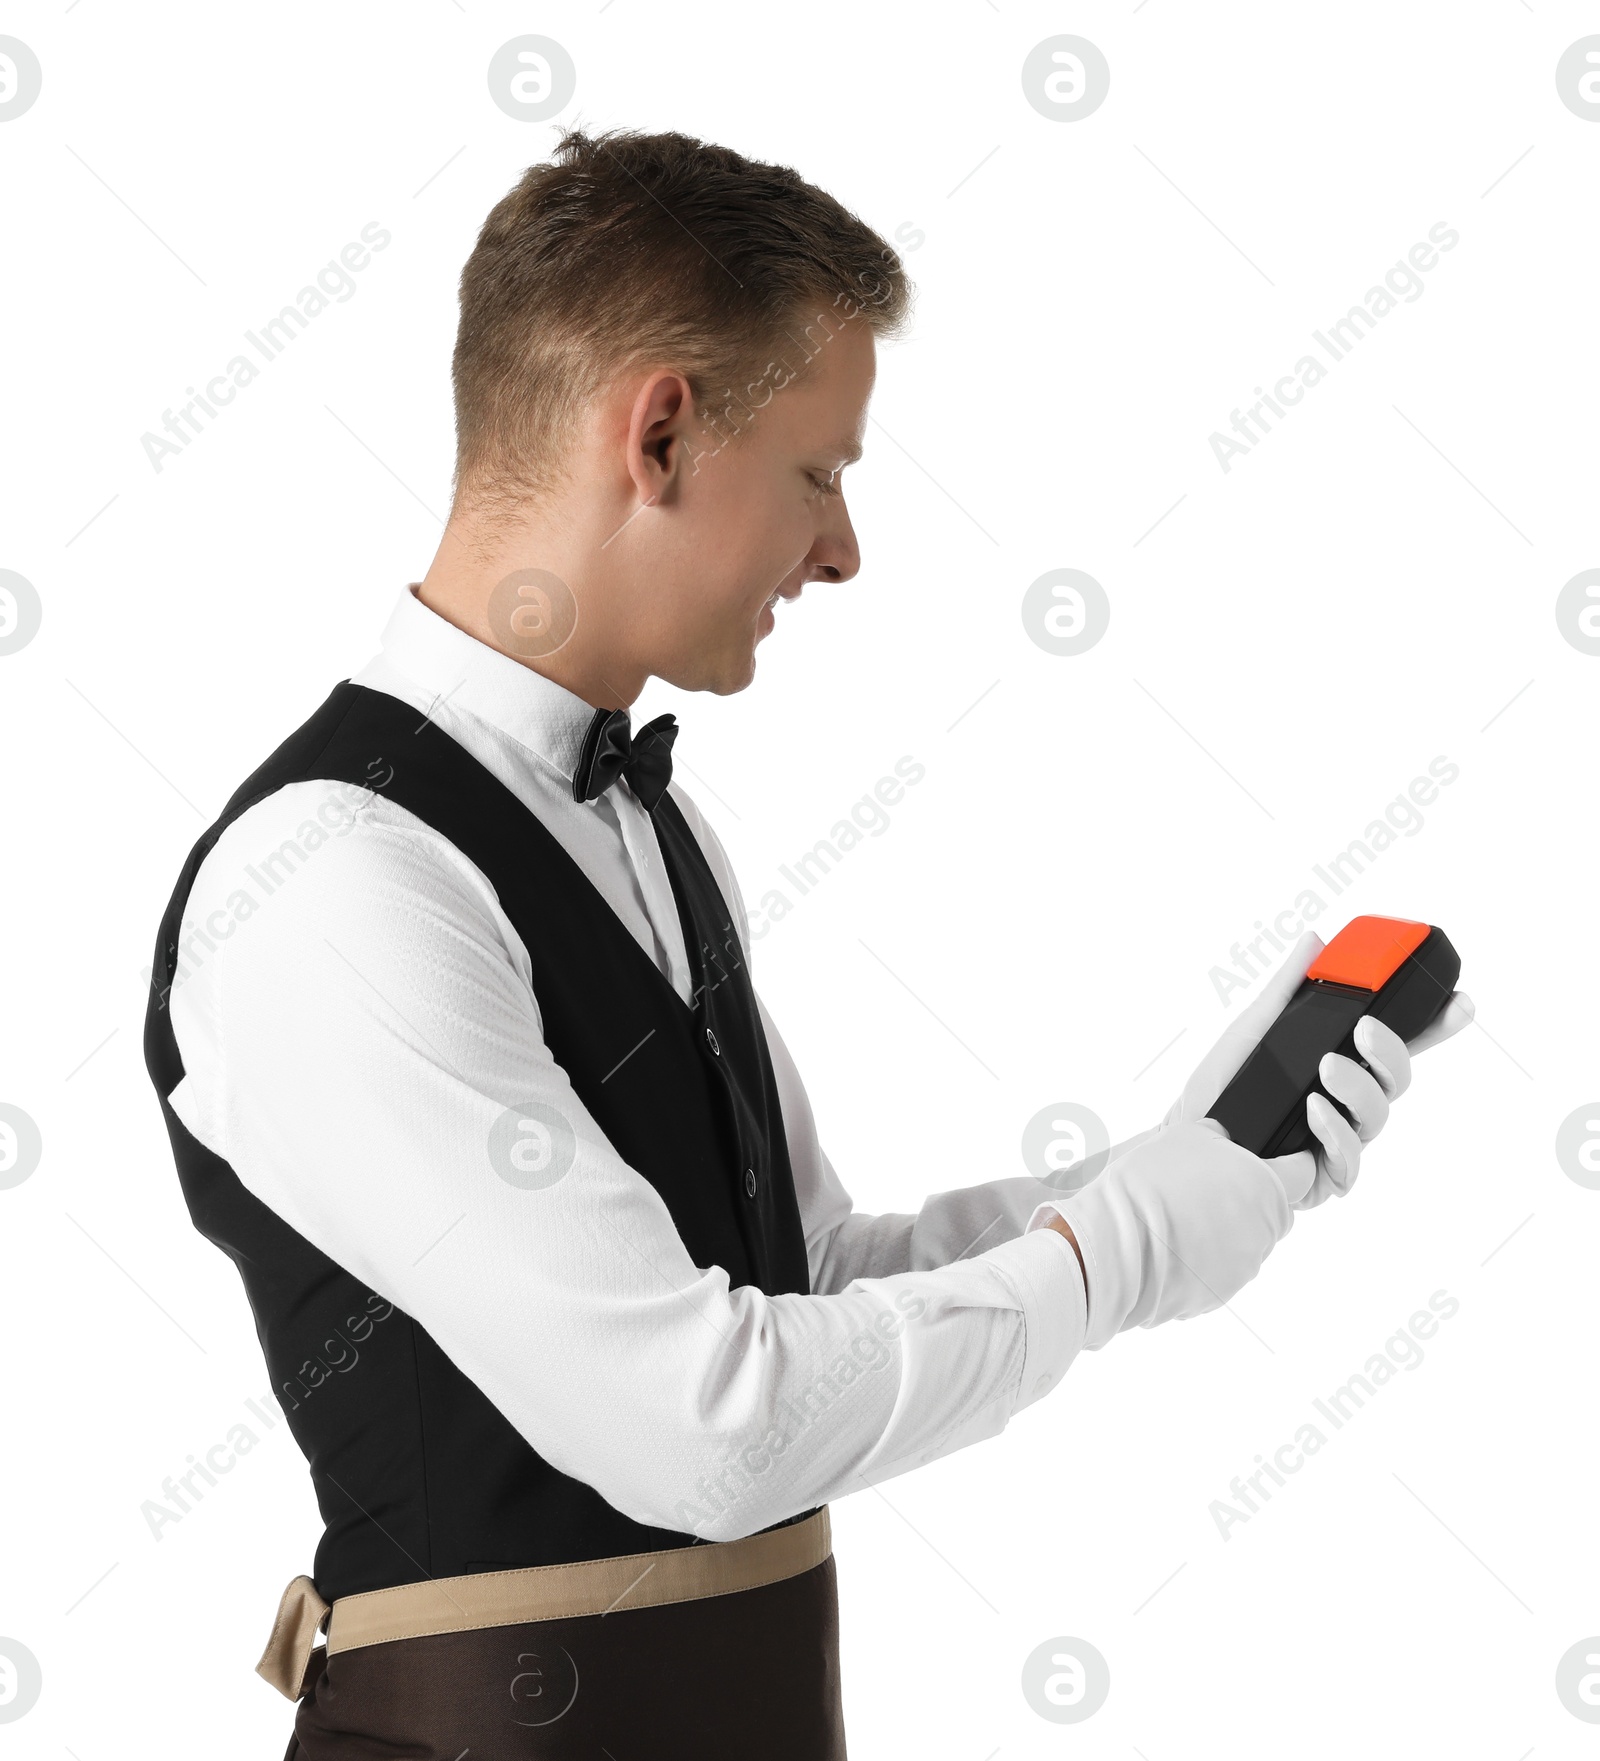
256,1573,331,1701
255,1509,831,1700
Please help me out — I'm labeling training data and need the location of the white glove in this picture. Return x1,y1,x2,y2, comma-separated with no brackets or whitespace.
1054,1118,1294,1350
1169,932,1475,1209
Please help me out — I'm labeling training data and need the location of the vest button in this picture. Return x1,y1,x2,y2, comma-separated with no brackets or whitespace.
744,1168,757,1198
705,1027,721,1056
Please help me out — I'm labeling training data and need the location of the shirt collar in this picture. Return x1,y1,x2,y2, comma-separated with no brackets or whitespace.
373,584,600,785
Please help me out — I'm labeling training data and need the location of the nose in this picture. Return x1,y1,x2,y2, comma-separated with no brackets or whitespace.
806,501,861,586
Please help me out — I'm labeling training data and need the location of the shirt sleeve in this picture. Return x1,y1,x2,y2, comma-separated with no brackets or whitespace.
169,779,1089,1545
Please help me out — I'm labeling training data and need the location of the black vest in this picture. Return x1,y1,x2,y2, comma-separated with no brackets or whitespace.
142,682,812,1600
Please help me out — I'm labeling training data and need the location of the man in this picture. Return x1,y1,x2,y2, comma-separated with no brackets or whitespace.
143,129,1470,1758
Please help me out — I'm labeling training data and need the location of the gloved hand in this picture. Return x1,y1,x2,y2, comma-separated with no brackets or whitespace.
1051,1118,1293,1349
1169,931,1475,1210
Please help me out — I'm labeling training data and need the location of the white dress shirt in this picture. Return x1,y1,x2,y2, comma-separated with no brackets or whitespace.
166,586,1087,1543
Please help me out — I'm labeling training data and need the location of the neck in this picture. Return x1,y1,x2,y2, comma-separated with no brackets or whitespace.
417,507,647,711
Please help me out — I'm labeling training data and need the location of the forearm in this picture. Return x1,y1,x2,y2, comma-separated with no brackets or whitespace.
804,1137,1160,1294
809,1174,1069,1292
504,1224,1086,1541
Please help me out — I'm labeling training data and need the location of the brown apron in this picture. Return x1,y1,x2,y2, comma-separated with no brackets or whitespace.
260,1508,845,1759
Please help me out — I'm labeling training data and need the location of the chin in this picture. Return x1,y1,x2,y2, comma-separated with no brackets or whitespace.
660,645,758,696
708,651,759,696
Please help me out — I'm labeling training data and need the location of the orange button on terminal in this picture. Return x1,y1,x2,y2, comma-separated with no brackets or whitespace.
1306,915,1431,992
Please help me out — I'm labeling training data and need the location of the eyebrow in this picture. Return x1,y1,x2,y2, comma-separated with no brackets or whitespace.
828,438,864,467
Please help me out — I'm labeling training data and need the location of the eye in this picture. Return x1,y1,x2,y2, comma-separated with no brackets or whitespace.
807,468,842,497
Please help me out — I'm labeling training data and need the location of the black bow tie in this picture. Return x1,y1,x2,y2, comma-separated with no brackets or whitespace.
572,707,679,812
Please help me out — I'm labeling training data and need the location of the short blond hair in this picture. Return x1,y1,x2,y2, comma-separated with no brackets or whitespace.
451,128,914,507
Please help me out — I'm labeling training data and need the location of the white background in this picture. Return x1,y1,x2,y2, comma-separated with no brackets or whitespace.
2,3,1596,1756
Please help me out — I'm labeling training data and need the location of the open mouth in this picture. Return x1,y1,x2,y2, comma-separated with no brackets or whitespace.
758,567,807,633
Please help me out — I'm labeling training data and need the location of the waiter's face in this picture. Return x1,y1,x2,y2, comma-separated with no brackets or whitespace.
645,315,874,694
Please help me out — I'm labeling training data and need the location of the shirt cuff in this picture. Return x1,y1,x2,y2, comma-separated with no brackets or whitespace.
984,1223,1088,1414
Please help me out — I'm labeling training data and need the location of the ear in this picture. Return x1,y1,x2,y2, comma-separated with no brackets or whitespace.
625,369,696,509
